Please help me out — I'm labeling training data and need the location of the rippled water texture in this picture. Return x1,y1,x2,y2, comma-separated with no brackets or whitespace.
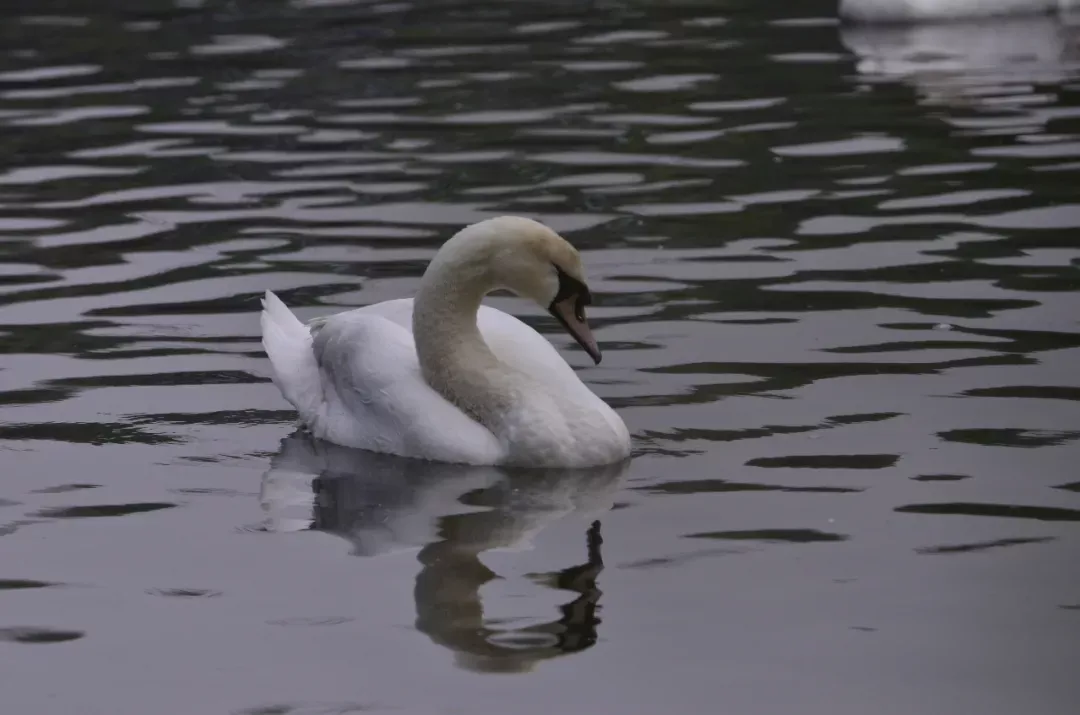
2,1,1079,714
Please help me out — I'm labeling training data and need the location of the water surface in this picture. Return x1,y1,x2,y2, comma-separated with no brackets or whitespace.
2,1,1079,714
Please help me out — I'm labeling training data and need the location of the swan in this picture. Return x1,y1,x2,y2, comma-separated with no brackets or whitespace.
260,216,631,468
839,0,1078,23
840,13,1076,107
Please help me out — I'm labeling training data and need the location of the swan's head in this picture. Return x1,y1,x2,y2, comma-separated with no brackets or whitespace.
446,216,602,364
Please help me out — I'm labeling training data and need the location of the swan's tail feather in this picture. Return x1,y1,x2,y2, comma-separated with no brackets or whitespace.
260,290,323,418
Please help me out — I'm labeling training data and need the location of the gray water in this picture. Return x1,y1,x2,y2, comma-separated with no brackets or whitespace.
2,1,1079,714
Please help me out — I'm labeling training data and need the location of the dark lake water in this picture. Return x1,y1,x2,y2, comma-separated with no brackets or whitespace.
2,1,1079,713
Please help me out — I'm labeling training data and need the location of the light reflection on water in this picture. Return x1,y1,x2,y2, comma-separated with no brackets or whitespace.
1,1,1078,714
262,432,625,673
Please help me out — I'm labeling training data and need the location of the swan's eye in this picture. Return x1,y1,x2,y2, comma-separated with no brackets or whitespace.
574,288,591,322
551,264,588,307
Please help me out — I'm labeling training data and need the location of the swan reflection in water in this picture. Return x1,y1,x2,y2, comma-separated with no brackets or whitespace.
840,13,1080,110
260,432,628,673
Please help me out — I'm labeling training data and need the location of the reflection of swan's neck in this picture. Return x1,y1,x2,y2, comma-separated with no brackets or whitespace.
413,519,606,673
261,434,628,672
412,240,518,428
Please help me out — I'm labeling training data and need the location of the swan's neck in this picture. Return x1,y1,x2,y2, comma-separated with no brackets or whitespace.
412,262,517,425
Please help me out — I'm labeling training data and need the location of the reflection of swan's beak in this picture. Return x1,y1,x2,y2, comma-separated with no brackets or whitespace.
261,433,629,674
550,296,602,364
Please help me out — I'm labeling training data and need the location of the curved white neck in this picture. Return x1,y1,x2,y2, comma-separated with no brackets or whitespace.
412,254,516,426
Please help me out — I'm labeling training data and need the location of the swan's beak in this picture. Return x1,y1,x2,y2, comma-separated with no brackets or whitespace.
550,295,602,364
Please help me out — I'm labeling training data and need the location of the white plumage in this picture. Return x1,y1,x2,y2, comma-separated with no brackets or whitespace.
839,0,1077,23
260,216,631,468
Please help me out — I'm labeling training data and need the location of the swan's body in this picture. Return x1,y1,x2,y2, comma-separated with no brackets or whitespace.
840,13,1075,106
839,0,1077,23
260,216,630,468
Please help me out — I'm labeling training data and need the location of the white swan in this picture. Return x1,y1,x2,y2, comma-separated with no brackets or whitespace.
260,216,631,468
840,13,1076,108
839,0,1078,23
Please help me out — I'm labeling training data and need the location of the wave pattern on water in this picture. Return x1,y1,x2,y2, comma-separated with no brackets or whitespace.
0,1,1078,713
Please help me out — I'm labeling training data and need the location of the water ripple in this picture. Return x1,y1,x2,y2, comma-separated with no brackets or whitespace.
0,1,1078,711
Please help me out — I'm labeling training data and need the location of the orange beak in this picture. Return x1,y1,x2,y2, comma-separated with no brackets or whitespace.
550,295,601,364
